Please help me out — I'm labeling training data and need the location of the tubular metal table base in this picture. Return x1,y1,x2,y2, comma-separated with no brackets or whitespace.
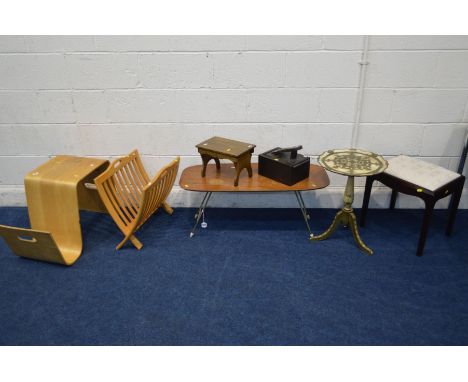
189,191,313,238
190,191,213,238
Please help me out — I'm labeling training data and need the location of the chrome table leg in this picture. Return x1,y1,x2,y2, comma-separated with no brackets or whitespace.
190,192,212,238
294,191,313,238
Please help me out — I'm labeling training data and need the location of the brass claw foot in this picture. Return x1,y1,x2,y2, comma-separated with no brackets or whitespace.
310,208,373,255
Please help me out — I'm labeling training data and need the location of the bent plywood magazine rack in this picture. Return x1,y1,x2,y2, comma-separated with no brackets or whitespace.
94,150,179,250
0,156,109,265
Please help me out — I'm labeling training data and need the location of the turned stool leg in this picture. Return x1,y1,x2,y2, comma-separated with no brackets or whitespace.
360,176,374,227
201,154,212,177
417,199,435,257
389,189,398,210
233,162,241,187
247,163,253,177
245,154,253,177
214,157,221,171
446,181,463,236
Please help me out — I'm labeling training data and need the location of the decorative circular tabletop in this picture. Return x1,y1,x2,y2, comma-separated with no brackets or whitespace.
318,148,388,177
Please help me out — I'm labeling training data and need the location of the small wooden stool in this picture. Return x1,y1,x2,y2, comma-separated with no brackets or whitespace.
196,136,256,186
360,155,466,256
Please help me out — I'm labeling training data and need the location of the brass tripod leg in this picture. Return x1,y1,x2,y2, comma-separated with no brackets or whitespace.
311,209,347,241
310,176,373,255
348,210,372,255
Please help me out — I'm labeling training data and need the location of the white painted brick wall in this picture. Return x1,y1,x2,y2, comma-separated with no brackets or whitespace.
1,35,468,209
66,54,139,89
139,53,213,88
284,52,360,87
213,53,283,88
0,91,75,123
435,52,468,87
0,54,69,89
357,124,425,155
366,52,438,88
390,90,468,123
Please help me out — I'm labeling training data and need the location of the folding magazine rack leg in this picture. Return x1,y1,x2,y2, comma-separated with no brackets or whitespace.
94,150,180,250
0,156,109,265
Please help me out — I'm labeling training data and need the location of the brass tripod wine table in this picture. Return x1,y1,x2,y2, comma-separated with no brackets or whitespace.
310,148,388,255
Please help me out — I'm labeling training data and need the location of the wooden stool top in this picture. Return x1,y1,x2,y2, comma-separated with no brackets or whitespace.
196,136,256,158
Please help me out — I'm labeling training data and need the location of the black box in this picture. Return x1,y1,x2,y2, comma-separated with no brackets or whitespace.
258,147,310,186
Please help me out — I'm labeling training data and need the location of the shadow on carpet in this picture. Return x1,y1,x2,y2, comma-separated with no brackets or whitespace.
0,207,467,345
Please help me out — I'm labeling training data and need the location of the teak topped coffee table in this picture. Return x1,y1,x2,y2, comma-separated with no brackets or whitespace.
196,136,256,186
180,163,330,237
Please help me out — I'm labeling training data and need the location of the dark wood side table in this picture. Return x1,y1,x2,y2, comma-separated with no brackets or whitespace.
180,163,330,238
310,148,388,255
196,136,256,186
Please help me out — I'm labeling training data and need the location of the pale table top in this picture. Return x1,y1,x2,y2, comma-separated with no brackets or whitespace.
318,148,388,177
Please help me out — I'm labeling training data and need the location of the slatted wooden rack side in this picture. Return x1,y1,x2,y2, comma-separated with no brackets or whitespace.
94,150,180,250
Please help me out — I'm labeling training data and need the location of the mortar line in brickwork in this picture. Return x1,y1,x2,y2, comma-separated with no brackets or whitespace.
0,87,362,91
0,122,354,125
364,87,468,90
0,121,465,126
3,49,468,55
3,87,468,92
0,122,465,126
359,122,468,125
357,49,468,53
0,50,363,55
0,122,354,126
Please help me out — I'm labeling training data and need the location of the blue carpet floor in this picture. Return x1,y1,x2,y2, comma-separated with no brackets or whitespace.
0,206,467,345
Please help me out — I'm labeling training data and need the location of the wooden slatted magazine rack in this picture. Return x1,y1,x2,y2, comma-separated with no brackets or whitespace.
94,150,180,250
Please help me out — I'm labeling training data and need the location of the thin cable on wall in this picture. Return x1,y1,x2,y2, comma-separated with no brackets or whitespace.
351,35,370,148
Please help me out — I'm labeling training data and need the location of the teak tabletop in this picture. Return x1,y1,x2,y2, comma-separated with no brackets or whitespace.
180,163,330,192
